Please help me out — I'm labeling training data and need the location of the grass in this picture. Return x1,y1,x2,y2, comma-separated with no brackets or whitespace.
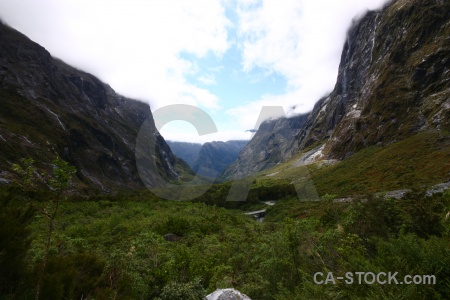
249,131,449,198
312,130,449,196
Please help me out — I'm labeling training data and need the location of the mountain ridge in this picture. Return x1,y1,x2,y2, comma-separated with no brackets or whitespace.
0,21,191,193
193,140,247,178
223,0,450,179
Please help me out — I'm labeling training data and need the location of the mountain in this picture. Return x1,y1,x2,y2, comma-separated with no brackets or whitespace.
224,0,450,179
0,21,191,193
192,140,248,178
166,141,202,168
166,140,248,178
299,0,450,159
221,115,309,179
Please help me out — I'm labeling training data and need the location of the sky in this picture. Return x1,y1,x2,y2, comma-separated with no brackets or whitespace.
0,0,388,143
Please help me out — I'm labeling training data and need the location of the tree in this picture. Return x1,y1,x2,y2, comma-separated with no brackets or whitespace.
0,191,34,297
13,157,76,300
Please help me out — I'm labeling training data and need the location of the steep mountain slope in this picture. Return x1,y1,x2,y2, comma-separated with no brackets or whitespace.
310,0,450,159
192,140,247,178
222,114,309,179
254,130,449,197
166,141,202,168
224,0,450,179
0,22,191,193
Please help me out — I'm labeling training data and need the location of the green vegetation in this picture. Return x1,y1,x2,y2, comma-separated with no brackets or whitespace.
1,161,449,299
254,131,449,197
1,127,449,299
311,131,449,196
12,157,76,300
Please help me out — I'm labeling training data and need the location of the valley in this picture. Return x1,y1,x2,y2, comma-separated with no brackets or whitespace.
0,0,449,299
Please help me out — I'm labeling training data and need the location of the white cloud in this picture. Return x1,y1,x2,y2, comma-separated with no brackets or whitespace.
232,0,389,125
0,0,230,111
0,0,390,142
226,90,303,131
198,74,217,85
163,129,252,144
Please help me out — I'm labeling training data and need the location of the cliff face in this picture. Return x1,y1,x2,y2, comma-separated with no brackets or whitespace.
222,114,309,179
224,0,450,179
316,0,450,159
0,22,190,193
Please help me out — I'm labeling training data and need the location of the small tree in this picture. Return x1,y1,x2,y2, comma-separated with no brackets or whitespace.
13,157,76,300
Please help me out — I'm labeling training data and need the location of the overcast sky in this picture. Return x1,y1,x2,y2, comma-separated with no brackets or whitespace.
0,0,388,143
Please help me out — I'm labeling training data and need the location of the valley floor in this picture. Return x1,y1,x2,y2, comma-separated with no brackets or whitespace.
1,184,449,299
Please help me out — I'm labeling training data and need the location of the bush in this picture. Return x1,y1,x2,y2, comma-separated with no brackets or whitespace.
0,190,34,298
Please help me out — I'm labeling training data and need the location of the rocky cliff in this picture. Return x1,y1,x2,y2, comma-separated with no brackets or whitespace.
224,0,450,179
0,21,191,193
306,0,450,159
222,114,309,179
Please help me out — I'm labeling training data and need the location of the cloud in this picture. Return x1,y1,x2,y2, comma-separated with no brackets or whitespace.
162,129,252,144
232,0,389,125
198,74,217,85
0,0,230,111
225,90,303,131
0,0,390,142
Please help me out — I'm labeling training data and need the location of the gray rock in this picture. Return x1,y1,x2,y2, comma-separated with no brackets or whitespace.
163,233,181,242
0,22,191,193
205,288,251,300
426,182,450,196
383,189,411,200
223,0,450,178
222,114,309,179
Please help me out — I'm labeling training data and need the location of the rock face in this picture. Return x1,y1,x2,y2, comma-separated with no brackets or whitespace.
193,140,247,178
222,114,309,179
0,21,190,193
224,0,450,178
313,0,450,159
205,288,251,300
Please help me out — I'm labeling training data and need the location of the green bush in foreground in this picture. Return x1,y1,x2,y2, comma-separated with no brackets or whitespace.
0,184,448,299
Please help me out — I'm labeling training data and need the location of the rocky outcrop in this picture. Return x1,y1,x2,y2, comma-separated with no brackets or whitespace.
0,21,191,193
224,0,450,179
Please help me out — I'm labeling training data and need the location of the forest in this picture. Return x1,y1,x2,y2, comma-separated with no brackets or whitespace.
1,158,449,299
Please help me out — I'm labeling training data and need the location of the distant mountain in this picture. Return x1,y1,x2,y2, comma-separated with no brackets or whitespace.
223,0,450,179
192,140,247,178
0,21,192,193
221,115,308,179
166,141,202,168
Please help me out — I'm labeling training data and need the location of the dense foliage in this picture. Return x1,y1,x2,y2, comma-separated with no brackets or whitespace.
0,183,449,299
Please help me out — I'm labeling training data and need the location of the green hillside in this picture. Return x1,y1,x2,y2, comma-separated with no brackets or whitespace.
254,130,449,197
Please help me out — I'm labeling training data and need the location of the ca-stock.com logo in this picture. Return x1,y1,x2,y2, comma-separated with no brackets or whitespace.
135,104,320,202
